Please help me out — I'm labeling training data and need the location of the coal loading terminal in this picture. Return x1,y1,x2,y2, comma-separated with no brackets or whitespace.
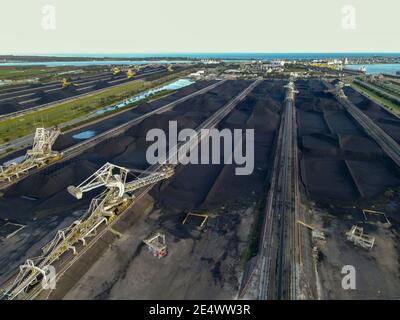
0,57,400,301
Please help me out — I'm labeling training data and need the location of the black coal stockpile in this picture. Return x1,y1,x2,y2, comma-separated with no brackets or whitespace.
344,86,400,144
5,159,98,200
0,80,250,221
297,80,400,202
50,81,217,151
154,80,283,211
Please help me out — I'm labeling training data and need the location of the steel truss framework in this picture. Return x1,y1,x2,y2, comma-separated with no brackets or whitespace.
1,163,174,300
0,127,61,183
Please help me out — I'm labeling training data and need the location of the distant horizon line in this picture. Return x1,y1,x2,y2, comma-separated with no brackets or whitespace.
2,51,400,56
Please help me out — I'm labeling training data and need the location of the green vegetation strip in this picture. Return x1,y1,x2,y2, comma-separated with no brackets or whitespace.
61,89,171,133
386,82,400,94
365,79,400,97
351,82,400,114
0,70,189,143
0,65,106,82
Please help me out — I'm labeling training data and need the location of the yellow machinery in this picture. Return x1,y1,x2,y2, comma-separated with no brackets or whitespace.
0,127,62,184
167,64,174,72
112,67,121,75
127,68,136,79
61,78,74,88
309,62,338,71
0,163,174,300
297,220,326,241
297,220,314,230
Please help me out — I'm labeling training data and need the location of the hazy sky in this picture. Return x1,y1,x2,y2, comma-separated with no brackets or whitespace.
1,0,399,54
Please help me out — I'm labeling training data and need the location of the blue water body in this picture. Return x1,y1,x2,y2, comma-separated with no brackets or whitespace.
95,78,194,116
2,53,400,67
0,60,192,67
72,130,96,140
345,64,400,75
32,52,400,60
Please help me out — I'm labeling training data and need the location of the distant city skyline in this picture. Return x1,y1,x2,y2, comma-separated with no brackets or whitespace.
1,0,399,54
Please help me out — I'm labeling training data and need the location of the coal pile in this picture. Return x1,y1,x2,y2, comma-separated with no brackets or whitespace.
1,80,250,222
344,86,400,144
52,81,216,152
298,80,400,202
154,80,283,211
0,80,284,283
5,159,98,200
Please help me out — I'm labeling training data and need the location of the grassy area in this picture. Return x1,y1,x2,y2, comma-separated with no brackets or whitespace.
0,70,189,143
385,82,400,95
0,66,58,80
0,65,110,82
351,82,400,114
364,78,400,98
60,89,171,132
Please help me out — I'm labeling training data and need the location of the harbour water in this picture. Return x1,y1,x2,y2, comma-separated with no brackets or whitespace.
2,53,400,67
15,52,400,60
345,64,400,75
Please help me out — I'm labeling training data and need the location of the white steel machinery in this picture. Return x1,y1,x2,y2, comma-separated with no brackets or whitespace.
0,162,174,300
0,127,62,183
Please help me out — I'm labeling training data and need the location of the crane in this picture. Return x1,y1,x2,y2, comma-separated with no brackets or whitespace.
296,220,326,241
284,80,299,100
0,163,174,300
67,162,129,200
67,162,174,200
324,81,350,99
0,127,62,183
112,67,121,76
61,78,76,89
126,68,136,79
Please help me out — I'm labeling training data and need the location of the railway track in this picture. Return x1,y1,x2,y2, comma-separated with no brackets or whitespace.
0,71,114,97
0,67,166,120
0,68,163,101
0,80,226,190
0,80,260,300
0,73,113,101
259,82,300,299
238,81,301,300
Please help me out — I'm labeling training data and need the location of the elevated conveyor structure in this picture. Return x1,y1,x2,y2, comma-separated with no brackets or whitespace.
0,163,174,300
0,127,62,183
